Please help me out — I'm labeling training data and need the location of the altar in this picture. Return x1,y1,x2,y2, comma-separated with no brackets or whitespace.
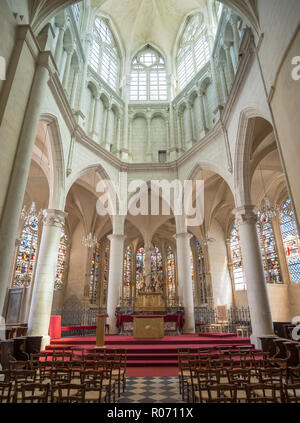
133,315,164,339
116,313,184,335
134,292,165,312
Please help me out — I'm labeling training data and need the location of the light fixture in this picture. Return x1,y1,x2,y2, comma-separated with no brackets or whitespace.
258,164,279,222
82,232,97,248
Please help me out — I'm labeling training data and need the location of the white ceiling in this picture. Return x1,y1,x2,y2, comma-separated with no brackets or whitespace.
93,0,208,62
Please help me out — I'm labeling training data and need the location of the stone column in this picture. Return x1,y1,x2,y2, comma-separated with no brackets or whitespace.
104,104,113,151
210,57,223,118
186,101,194,147
173,233,195,333
28,209,67,350
198,89,208,134
101,106,108,146
106,235,126,334
145,115,152,162
219,62,228,103
78,34,93,111
0,52,54,315
224,44,235,88
165,116,170,160
234,206,274,348
91,94,100,140
225,237,236,307
70,67,79,109
231,16,241,66
62,48,73,91
169,105,177,160
115,113,122,155
176,109,184,151
54,25,65,71
89,95,96,134
128,115,133,158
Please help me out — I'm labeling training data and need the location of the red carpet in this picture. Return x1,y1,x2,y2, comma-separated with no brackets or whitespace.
45,334,252,376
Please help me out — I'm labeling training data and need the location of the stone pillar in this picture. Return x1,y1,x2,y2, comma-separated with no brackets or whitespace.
70,67,79,109
78,34,92,111
89,95,96,134
210,57,223,118
169,105,177,160
0,52,54,315
106,234,126,333
173,233,195,333
225,237,236,307
54,25,65,70
224,44,235,87
115,113,122,155
176,109,184,151
128,115,133,158
145,115,152,162
165,116,170,160
62,48,73,91
28,209,67,350
234,206,274,348
186,101,194,147
219,62,228,103
91,94,100,140
104,104,113,151
198,90,208,134
101,106,108,146
231,16,241,66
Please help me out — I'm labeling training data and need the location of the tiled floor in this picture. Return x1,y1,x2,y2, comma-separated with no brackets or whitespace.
117,377,184,403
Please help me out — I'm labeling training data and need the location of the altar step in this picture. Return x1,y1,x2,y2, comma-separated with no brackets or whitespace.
46,334,252,368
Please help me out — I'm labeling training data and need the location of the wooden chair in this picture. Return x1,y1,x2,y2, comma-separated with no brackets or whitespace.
0,382,12,403
57,383,86,403
52,351,72,362
9,360,31,371
206,384,237,403
9,369,37,402
67,360,85,382
188,360,211,402
287,366,300,384
80,370,107,403
245,383,279,403
95,359,115,402
112,348,127,393
258,367,285,401
21,383,49,403
283,383,300,403
227,369,252,402
106,353,124,397
193,369,221,403
178,354,197,401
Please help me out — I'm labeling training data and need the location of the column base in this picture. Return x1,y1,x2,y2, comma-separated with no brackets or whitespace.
108,321,118,335
41,335,51,351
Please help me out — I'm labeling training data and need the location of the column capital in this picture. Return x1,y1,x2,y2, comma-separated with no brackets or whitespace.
107,234,127,242
42,209,67,228
37,51,58,76
173,232,193,241
233,205,259,226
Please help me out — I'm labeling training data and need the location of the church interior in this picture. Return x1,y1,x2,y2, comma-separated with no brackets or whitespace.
0,0,300,404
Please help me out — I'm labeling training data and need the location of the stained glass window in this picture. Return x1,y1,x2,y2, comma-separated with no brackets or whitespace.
101,239,110,307
177,13,210,90
123,245,132,302
13,217,39,288
280,199,300,282
136,246,145,291
54,233,68,291
90,17,120,91
130,48,167,101
166,246,176,302
229,224,246,290
89,240,100,304
257,217,282,284
196,240,207,304
151,246,163,280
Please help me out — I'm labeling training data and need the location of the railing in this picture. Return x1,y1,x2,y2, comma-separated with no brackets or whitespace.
194,306,252,334
51,307,106,327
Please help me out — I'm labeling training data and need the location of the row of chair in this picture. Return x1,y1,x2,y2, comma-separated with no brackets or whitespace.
0,349,128,403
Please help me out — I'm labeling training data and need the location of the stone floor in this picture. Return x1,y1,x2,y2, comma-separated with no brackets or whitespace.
117,377,184,403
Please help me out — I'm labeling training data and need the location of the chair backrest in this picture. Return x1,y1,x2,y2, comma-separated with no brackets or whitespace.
50,368,72,384
79,369,104,387
57,383,86,403
21,383,49,403
258,367,284,386
284,383,300,403
52,351,72,362
288,367,300,384
227,368,251,385
207,384,237,403
216,305,228,323
0,382,12,403
197,368,221,384
245,383,278,403
9,360,31,371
